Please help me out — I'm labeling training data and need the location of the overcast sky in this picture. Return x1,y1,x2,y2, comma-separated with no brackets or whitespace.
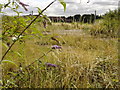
0,0,119,17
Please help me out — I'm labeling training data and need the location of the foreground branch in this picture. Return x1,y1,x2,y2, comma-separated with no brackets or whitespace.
1,0,56,62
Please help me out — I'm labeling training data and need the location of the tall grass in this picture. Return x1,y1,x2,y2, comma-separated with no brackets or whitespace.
89,9,119,38
1,9,119,88
2,28,118,88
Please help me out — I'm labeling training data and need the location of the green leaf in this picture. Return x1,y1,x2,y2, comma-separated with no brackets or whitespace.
1,60,18,67
36,7,42,13
13,51,22,57
0,4,3,11
0,34,2,39
8,72,17,76
16,5,19,9
12,1,15,6
0,80,3,85
58,0,66,12
2,43,9,49
43,15,52,24
0,11,5,14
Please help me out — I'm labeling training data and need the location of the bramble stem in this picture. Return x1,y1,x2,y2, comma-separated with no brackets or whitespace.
1,0,56,63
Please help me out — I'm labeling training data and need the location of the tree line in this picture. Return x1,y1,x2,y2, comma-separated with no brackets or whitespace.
48,14,103,23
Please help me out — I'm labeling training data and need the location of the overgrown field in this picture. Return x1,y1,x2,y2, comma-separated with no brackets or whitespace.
1,9,119,88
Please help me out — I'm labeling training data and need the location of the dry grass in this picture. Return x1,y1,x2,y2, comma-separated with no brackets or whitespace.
2,23,119,88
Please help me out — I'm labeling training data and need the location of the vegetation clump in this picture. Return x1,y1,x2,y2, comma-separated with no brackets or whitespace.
0,0,119,88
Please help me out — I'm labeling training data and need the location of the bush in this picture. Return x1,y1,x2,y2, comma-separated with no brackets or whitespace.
89,9,119,38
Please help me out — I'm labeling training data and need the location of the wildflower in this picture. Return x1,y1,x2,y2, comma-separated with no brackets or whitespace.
12,35,23,42
52,45,62,49
19,1,29,11
12,36,18,41
45,63,58,67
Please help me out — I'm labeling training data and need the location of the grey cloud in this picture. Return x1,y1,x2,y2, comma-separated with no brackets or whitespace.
46,3,96,16
1,0,118,16
93,1,118,6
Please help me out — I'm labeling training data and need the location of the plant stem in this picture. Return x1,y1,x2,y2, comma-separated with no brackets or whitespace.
25,49,52,69
13,49,52,80
1,0,56,62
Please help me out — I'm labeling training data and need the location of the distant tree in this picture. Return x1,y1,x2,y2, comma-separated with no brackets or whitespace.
74,14,81,22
